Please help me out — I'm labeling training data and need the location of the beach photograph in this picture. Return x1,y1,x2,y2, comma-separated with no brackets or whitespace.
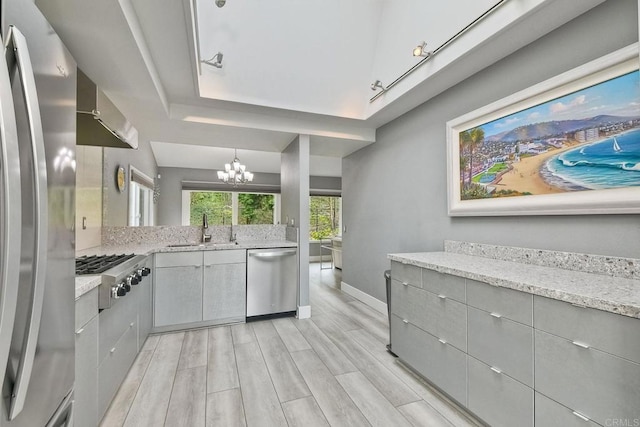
459,70,640,200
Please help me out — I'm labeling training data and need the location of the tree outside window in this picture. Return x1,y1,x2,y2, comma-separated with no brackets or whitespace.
189,191,275,225
309,196,340,240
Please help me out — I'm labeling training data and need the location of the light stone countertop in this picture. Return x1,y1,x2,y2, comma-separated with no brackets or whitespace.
76,240,297,298
388,251,640,319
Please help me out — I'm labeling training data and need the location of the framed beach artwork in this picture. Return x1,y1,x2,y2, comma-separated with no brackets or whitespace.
446,44,640,216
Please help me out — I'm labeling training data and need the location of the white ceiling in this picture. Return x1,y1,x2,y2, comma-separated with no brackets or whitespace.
36,0,605,177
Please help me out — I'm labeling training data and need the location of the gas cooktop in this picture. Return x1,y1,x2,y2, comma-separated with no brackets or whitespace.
75,254,137,275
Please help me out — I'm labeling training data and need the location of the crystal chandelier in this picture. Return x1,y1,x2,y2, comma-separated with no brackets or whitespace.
217,149,254,185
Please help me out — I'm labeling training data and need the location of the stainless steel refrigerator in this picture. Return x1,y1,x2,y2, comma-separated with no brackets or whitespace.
0,0,76,425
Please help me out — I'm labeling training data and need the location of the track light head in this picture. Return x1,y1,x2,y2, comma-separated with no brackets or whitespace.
215,0,226,8
370,80,384,91
202,52,224,69
413,41,432,58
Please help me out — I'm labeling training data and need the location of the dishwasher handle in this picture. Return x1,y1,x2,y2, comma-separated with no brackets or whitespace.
249,249,297,258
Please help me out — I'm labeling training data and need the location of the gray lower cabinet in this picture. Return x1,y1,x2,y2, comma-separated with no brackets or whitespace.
154,265,203,326
203,262,246,321
391,314,467,405
389,259,640,426
75,289,99,427
467,306,533,386
535,329,640,425
467,356,533,427
535,393,601,427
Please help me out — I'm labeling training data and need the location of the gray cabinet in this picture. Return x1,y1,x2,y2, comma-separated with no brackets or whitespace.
75,288,99,427
154,252,203,327
391,279,466,351
390,261,422,288
388,257,640,426
467,356,533,427
203,250,246,322
467,306,533,386
391,314,467,405
535,329,640,425
535,393,600,427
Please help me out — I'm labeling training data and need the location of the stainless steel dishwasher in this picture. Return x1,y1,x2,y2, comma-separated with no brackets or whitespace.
246,247,298,318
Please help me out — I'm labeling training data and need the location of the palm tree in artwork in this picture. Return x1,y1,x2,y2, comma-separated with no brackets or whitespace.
460,127,485,188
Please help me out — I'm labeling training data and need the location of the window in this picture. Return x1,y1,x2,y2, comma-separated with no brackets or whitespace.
184,190,277,225
309,196,341,240
128,167,154,226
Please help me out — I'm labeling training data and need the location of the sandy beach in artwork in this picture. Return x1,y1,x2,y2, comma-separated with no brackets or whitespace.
494,143,582,194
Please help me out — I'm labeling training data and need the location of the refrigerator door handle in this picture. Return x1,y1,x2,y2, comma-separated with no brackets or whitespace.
5,26,49,420
0,26,23,405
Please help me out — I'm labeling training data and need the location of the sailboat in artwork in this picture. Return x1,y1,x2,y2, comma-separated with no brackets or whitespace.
613,135,622,152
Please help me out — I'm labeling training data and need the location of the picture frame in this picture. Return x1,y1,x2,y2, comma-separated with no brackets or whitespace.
446,43,640,216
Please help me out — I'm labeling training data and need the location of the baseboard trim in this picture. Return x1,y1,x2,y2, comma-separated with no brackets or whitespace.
341,281,387,315
297,305,311,319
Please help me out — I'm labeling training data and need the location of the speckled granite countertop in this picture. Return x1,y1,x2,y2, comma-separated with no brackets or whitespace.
76,240,297,298
388,251,640,319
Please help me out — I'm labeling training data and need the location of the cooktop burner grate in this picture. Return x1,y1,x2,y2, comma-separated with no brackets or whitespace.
75,254,137,275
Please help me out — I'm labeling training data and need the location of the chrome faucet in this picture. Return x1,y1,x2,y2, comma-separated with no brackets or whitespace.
230,224,237,243
202,213,212,243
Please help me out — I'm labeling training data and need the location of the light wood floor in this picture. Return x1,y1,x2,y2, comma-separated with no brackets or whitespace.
100,263,480,427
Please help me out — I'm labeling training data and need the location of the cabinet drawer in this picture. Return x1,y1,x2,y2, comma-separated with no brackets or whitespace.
391,280,466,351
534,295,640,364
75,287,99,330
468,356,533,427
155,251,202,268
535,330,640,426
391,261,422,288
99,286,139,361
98,319,138,420
391,314,467,405
535,393,600,427
75,314,98,427
422,270,465,303
467,307,533,386
204,249,246,265
467,279,532,325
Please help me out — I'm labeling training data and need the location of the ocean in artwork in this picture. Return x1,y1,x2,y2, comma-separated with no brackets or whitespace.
543,128,640,191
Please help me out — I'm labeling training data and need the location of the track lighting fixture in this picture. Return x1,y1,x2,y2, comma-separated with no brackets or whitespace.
201,52,224,69
370,80,385,91
412,41,432,58
215,0,226,8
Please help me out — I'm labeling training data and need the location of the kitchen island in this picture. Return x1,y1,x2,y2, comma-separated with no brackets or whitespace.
388,241,640,427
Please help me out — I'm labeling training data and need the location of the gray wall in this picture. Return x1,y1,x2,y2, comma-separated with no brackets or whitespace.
103,137,158,226
342,0,640,302
281,135,311,307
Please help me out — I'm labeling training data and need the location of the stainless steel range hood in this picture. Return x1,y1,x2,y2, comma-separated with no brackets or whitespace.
77,68,138,149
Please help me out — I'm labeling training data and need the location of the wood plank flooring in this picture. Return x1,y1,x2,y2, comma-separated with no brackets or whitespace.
100,263,480,427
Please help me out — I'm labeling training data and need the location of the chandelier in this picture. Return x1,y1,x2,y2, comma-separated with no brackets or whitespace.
217,149,254,185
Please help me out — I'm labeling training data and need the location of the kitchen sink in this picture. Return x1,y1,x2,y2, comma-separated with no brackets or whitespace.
166,243,204,248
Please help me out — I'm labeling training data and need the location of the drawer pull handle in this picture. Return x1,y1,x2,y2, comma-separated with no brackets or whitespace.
75,328,84,335
572,411,590,422
110,347,116,354
490,366,502,374
402,282,408,287
490,312,502,319
438,294,446,300
572,341,590,349
194,265,202,269
438,338,447,345
402,319,409,324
